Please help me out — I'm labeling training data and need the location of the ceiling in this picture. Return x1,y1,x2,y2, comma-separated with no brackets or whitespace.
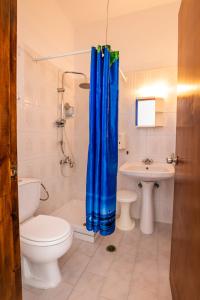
58,0,179,26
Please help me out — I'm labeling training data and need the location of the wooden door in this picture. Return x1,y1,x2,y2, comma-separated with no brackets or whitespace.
170,0,200,299
0,0,22,299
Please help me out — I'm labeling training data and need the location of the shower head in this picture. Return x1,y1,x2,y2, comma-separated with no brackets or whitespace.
62,71,90,90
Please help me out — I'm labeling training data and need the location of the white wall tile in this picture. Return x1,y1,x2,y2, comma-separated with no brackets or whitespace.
17,47,75,214
121,67,177,223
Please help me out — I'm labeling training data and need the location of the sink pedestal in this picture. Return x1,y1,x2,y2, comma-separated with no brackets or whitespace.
140,181,155,234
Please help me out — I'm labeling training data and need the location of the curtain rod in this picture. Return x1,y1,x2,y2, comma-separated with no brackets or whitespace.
32,49,127,82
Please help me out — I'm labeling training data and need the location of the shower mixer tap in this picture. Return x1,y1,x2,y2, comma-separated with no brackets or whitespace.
56,70,89,176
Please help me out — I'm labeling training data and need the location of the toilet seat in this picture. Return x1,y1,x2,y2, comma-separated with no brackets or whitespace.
20,215,72,246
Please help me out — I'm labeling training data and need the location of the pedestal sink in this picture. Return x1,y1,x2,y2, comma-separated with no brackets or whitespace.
119,162,175,234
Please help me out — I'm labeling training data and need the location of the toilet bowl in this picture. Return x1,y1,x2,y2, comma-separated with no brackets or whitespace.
18,178,73,289
20,215,73,289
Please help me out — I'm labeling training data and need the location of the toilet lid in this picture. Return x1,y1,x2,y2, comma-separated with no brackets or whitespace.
20,215,72,243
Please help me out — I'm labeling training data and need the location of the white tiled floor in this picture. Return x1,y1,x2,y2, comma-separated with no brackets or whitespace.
22,222,172,300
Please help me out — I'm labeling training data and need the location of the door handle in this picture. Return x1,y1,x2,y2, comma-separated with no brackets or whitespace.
10,164,17,179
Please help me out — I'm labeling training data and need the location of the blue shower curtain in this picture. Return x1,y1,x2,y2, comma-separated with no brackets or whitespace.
86,45,119,236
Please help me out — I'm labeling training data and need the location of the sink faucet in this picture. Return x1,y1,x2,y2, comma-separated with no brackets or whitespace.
142,158,153,165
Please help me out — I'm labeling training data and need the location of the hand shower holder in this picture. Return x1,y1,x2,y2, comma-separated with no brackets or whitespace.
55,118,66,128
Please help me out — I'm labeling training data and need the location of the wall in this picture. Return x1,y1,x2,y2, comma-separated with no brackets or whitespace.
17,47,76,214
118,67,177,223
17,0,76,215
17,0,75,69
73,2,179,75
70,87,90,201
71,3,179,223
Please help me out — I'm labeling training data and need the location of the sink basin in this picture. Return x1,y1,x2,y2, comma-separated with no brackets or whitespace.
119,161,175,235
119,162,175,182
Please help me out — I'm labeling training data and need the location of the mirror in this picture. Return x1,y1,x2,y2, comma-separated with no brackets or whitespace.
135,97,164,128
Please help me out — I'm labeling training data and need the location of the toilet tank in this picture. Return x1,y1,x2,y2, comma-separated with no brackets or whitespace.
18,178,41,223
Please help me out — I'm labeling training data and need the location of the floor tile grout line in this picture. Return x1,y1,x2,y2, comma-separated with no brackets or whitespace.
125,250,139,300
97,230,124,298
126,229,142,300
156,223,160,300
99,227,141,300
66,234,103,299
126,224,161,299
62,240,83,265
157,223,172,299
157,224,162,299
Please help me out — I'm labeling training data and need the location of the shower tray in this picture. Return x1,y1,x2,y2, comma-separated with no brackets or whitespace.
52,199,97,243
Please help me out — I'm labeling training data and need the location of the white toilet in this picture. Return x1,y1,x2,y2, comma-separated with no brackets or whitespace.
18,178,73,289
116,190,137,231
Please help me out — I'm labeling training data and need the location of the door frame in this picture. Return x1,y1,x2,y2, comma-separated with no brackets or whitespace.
170,0,200,299
0,0,22,299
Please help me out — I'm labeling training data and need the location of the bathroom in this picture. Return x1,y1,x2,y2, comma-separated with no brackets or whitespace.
3,0,200,299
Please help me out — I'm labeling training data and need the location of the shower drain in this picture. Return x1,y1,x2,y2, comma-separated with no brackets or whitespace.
106,245,117,252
